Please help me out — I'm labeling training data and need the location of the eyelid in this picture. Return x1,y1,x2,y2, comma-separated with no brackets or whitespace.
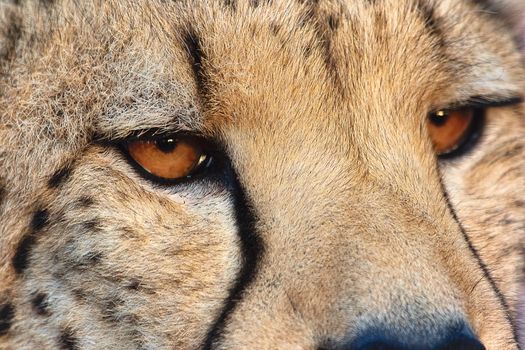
433,95,523,113
94,129,216,149
117,132,224,160
122,130,207,143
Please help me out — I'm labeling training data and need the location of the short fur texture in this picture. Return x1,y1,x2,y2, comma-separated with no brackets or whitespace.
0,0,524,349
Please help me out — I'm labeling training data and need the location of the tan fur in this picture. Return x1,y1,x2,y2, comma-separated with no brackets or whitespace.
0,0,524,349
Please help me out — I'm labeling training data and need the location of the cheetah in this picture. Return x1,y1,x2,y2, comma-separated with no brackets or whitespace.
0,0,524,349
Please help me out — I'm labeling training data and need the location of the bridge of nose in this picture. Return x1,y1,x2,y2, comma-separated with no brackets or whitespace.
213,95,512,349
211,147,518,349
214,179,478,348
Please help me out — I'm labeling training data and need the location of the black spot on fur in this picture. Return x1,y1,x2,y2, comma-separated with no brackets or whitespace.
13,235,36,274
72,289,86,302
101,297,125,323
125,279,154,294
100,296,140,328
183,29,210,104
270,22,280,36
0,182,5,204
31,293,50,316
76,196,94,208
59,327,78,350
318,32,341,90
120,226,138,238
67,248,103,271
250,0,271,7
126,279,141,291
223,0,236,10
327,14,340,31
0,302,14,335
86,251,103,264
303,44,313,58
32,209,49,231
298,4,344,92
48,163,74,188
81,219,101,232
13,208,49,274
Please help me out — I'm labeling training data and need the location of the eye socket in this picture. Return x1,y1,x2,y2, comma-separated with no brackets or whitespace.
427,107,482,157
125,136,212,182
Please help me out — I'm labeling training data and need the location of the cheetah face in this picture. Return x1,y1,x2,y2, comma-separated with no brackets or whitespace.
0,1,524,349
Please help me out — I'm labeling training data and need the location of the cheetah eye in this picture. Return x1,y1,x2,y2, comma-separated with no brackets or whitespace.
125,136,212,182
427,107,481,158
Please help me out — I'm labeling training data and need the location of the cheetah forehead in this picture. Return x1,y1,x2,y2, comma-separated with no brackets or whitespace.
0,0,523,143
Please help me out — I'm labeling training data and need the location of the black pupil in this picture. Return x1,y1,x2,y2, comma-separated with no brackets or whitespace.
430,112,449,127
156,138,178,153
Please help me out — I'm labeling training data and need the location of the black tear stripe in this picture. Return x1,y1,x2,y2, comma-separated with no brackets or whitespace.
202,169,263,350
0,302,15,335
13,209,49,274
439,180,521,349
183,29,211,104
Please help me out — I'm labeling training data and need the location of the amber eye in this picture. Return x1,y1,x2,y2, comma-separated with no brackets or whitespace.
427,108,480,157
126,136,210,181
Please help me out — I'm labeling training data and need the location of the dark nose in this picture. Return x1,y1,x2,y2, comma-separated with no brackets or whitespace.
346,325,485,350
